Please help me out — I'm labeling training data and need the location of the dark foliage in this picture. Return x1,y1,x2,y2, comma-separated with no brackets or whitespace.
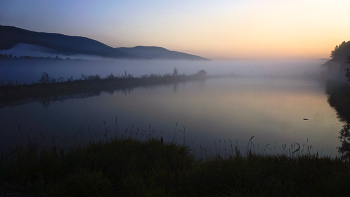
330,41,350,62
1,136,349,197
325,81,350,160
0,71,211,109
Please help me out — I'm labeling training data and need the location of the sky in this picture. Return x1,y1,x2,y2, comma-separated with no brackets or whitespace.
1,0,350,60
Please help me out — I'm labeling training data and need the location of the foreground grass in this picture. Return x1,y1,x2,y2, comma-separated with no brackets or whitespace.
1,137,349,197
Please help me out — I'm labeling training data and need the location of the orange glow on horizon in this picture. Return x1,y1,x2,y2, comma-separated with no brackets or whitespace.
107,0,350,60
8,0,345,60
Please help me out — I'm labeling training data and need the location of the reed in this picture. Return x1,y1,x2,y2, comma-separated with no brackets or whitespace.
0,122,349,197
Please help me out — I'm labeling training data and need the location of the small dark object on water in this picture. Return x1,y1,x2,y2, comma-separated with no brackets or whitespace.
303,118,309,120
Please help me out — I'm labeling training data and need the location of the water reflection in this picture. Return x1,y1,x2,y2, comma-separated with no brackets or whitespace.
0,77,342,158
36,89,133,109
0,83,190,109
338,123,350,159
326,81,350,159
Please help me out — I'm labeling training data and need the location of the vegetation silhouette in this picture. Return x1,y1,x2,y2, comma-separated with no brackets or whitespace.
0,70,215,109
326,81,350,160
330,41,350,62
325,44,350,160
1,120,349,196
320,41,350,83
0,53,90,61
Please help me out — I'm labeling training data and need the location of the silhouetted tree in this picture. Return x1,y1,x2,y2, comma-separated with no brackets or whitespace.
39,72,50,84
330,41,350,61
326,81,350,160
338,123,350,160
173,67,178,76
345,56,350,82
196,70,207,76
81,74,101,81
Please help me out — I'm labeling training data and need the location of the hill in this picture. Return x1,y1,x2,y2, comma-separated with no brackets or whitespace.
117,46,209,60
0,25,209,60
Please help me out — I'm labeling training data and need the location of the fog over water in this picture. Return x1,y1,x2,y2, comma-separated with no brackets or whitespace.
0,44,326,83
0,58,324,84
0,55,344,158
0,76,342,158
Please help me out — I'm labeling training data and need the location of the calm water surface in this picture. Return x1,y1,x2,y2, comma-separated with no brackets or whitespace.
0,77,342,157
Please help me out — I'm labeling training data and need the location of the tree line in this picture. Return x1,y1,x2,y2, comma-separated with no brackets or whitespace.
330,41,350,62
0,54,80,61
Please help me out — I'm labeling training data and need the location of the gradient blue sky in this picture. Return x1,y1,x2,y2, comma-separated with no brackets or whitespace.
1,0,349,60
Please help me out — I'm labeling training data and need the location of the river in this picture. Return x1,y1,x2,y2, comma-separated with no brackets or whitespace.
0,59,342,158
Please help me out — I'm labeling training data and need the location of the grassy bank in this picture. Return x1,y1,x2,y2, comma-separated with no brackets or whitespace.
1,135,349,197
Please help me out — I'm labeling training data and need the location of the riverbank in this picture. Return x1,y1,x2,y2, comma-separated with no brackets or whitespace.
1,135,349,197
0,70,323,109
0,71,214,108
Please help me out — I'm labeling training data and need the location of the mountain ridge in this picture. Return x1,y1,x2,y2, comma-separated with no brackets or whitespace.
0,25,209,60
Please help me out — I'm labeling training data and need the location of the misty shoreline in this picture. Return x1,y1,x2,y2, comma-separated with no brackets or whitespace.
0,69,326,110
0,71,208,109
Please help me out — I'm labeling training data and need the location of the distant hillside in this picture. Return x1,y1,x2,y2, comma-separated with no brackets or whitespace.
0,25,134,58
0,25,209,60
117,46,210,60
